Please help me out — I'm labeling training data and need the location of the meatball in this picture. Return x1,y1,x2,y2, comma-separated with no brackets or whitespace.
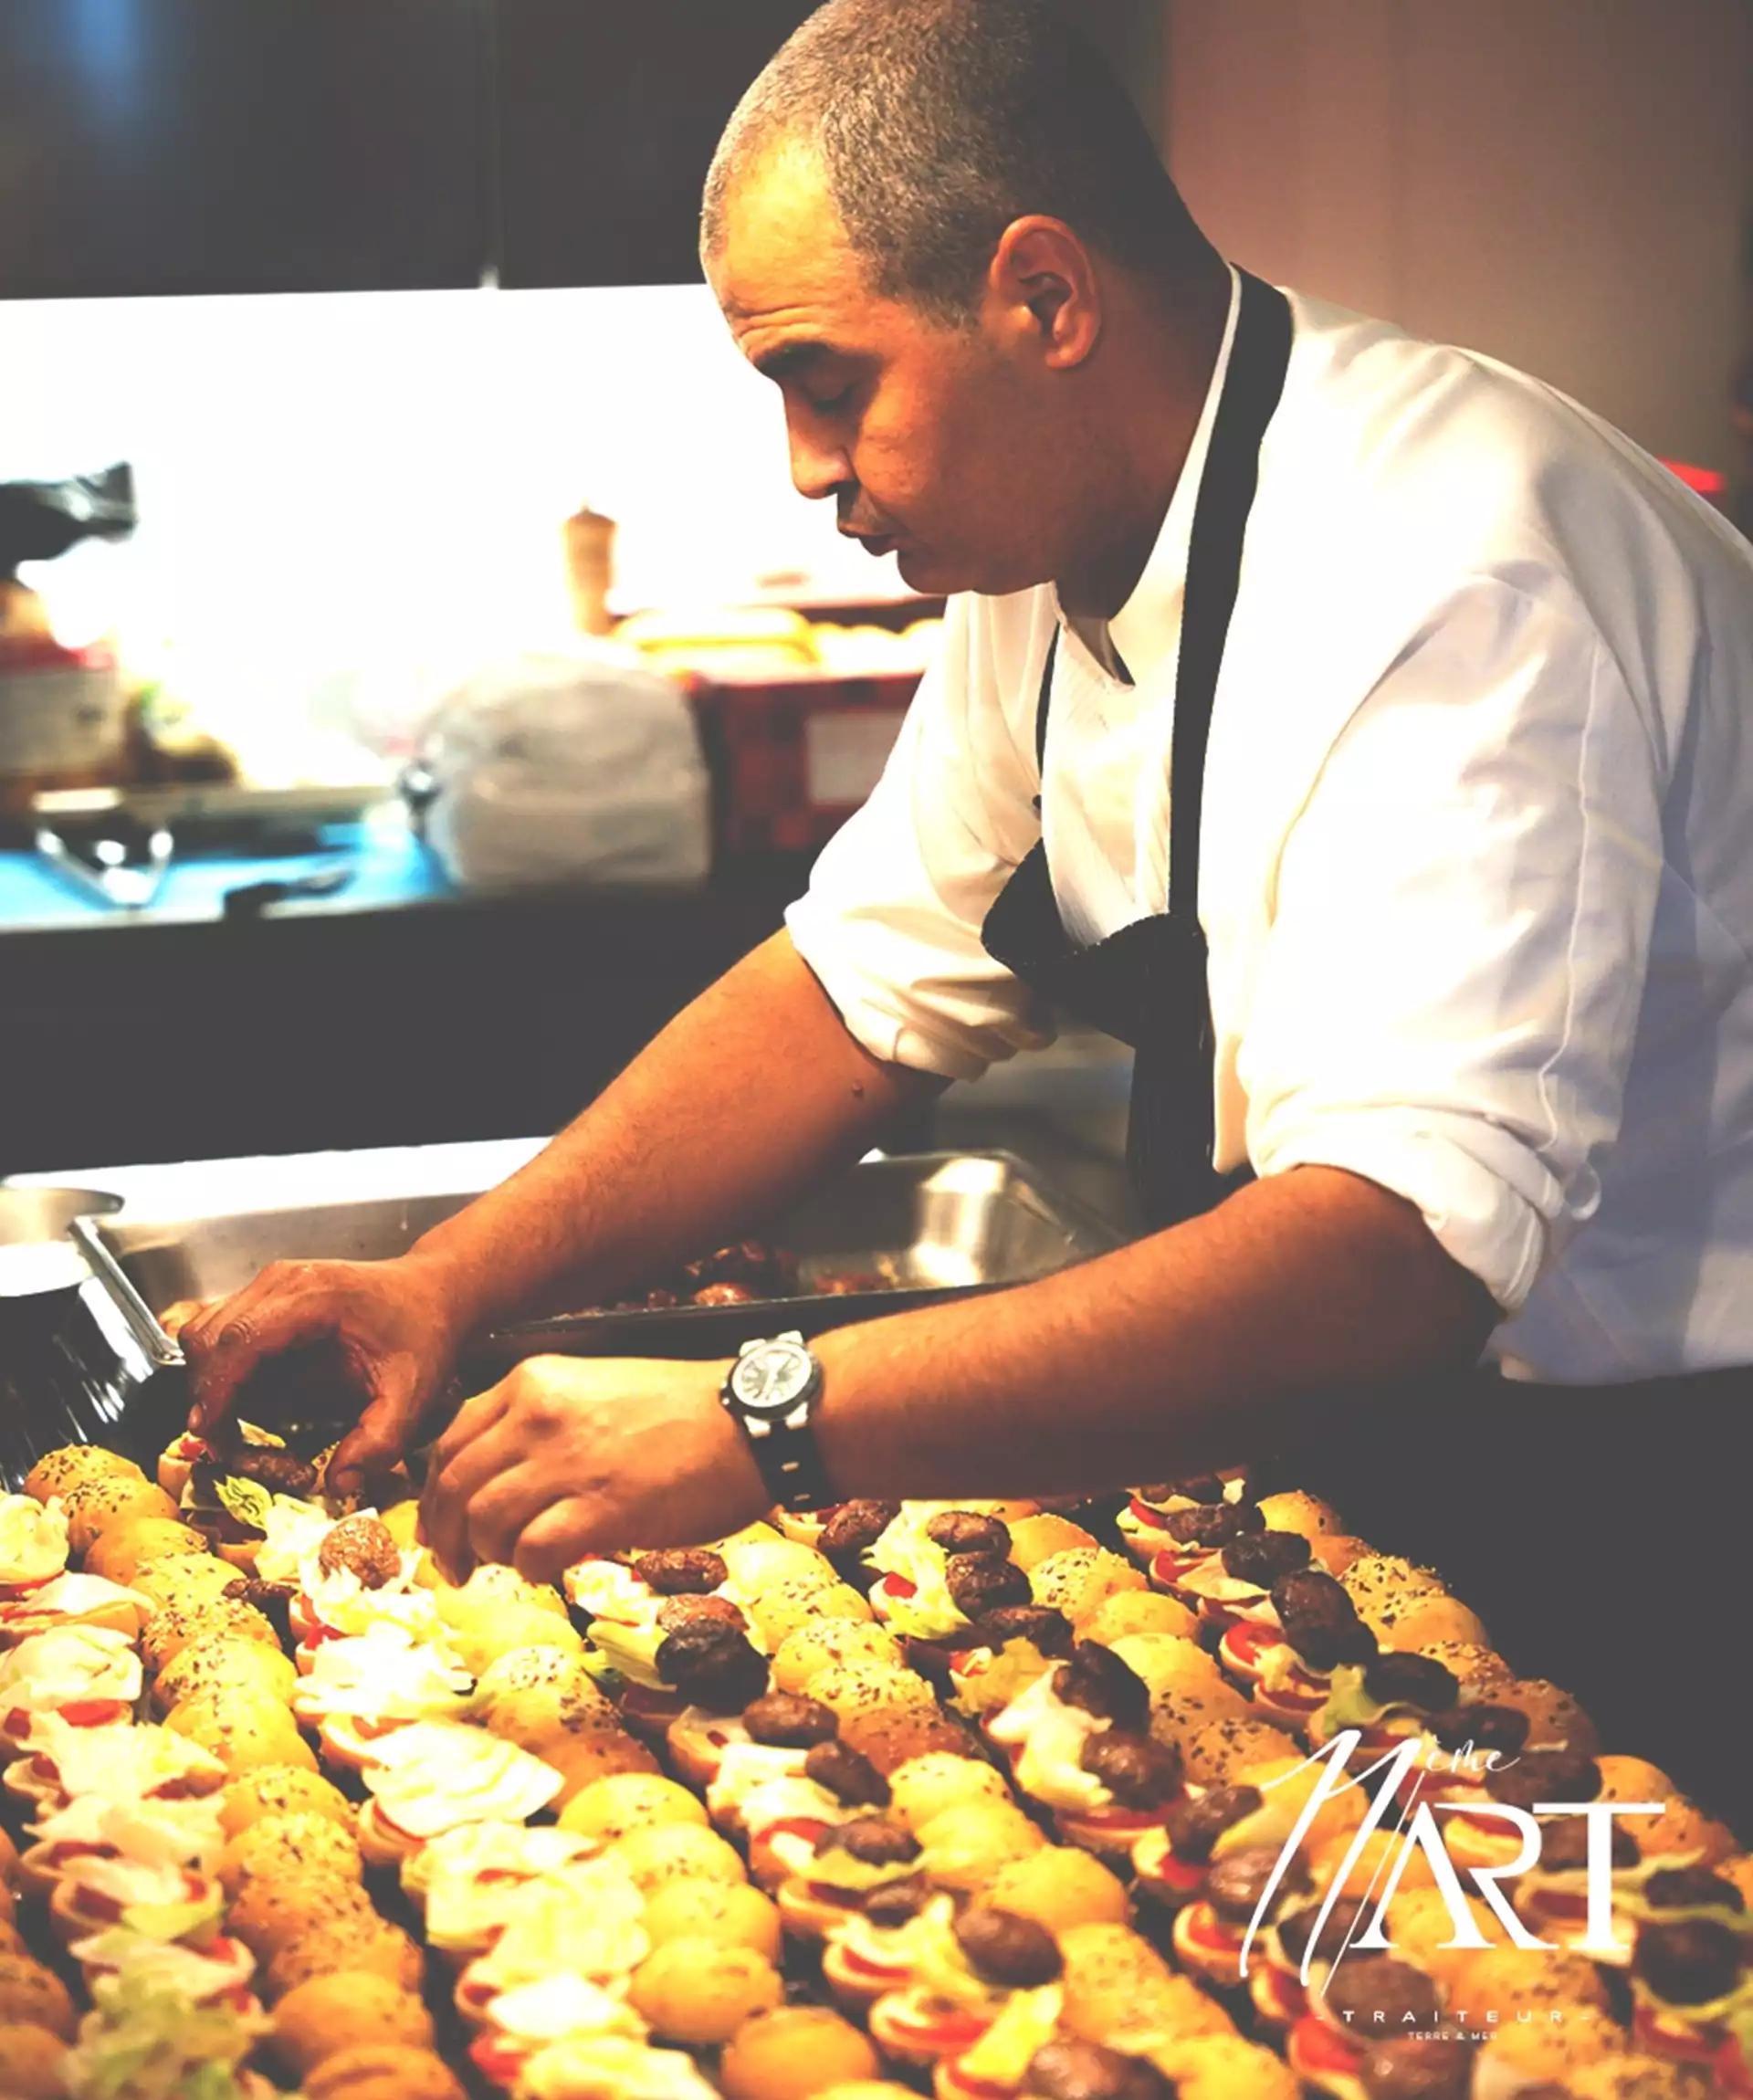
224,1576,299,1645
316,1515,402,1590
656,1594,749,1635
1164,1784,1262,1864
1484,1748,1601,1812
1220,1530,1311,1587
1632,1917,1745,2005
970,1606,1075,1657
229,1447,319,1497
925,1511,1012,1557
818,1501,901,1558
953,1906,1064,1988
741,1694,838,1750
1270,1569,1376,1671
1079,1731,1183,1810
1024,2042,1170,2100
654,1622,770,1712
1426,1704,1528,1758
945,1552,1033,1620
1138,1477,1225,1507
803,1740,891,1809
1643,1866,1745,1913
1537,1819,1638,1874
634,1549,728,1596
1163,1501,1264,1549
1053,1643,1149,1731
818,1817,919,1868
862,1877,931,1926
1360,1654,1459,1714
1359,2034,1476,2100
1277,1894,1371,1968
1202,1844,1310,1926
1323,1956,1439,2028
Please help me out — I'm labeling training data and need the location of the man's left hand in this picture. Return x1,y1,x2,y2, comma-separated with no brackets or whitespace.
417,1355,769,1584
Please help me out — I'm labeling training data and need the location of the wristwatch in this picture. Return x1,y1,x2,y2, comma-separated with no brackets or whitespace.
719,1331,832,1514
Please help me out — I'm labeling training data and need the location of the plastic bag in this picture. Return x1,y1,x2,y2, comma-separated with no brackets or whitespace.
410,648,711,889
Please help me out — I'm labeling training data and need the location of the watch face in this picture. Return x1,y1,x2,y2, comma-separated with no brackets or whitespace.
730,1339,815,1415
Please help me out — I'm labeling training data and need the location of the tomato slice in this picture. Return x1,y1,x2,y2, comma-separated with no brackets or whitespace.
470,2032,528,2088
1179,1902,1244,1957
882,1573,918,1600
1289,2015,1368,2079
1149,1547,1211,1590
1126,1498,1175,1529
1142,1847,1208,1895
756,1814,831,1848
835,1944,912,1983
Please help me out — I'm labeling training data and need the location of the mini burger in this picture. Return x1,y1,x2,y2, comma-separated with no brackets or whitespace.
21,1445,143,1508
1137,1499,1265,1603
985,1643,1155,1842
1024,1552,1147,1632
158,1422,297,1502
1170,1844,1314,1991
1338,1557,1488,1654
1283,1954,1447,2099
944,1608,1075,1725
1425,1745,1607,1878
867,1898,1063,2067
1628,1912,1751,2069
1220,1568,1375,1728
1176,1528,1314,1645
865,1509,1032,1675
771,1617,905,1696
1115,1474,1251,1567
774,1812,926,1941
596,1613,770,1748
693,1690,838,1830
718,2006,880,2100
1307,1653,1462,1759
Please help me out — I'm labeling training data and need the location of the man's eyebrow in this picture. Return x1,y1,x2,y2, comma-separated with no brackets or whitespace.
751,341,835,382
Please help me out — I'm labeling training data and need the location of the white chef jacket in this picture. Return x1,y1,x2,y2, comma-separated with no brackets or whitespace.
788,272,1753,1385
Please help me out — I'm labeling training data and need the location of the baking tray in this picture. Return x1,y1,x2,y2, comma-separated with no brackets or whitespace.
82,1150,1121,1391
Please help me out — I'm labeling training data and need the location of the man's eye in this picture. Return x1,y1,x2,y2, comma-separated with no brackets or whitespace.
806,387,853,415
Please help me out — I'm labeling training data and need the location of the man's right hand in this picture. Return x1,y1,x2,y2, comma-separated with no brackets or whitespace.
180,1255,467,1495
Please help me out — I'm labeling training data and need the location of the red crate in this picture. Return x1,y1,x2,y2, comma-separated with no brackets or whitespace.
689,669,919,856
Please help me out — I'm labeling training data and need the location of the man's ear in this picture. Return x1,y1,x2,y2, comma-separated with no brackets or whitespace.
986,215,1103,370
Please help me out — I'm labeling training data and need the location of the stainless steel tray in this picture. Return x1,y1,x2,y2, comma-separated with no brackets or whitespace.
88,1152,1121,1377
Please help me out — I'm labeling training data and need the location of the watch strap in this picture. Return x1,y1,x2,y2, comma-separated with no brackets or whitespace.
720,1339,833,1514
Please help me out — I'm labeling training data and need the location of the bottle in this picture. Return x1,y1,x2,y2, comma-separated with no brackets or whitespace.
562,501,618,637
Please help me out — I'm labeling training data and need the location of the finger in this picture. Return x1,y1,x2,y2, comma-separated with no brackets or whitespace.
461,1462,562,1571
428,1379,516,1482
184,1286,338,1431
326,1347,431,1494
421,1398,518,1581
513,1498,606,1586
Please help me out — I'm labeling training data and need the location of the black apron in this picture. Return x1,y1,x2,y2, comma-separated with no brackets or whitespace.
977,268,1753,1843
981,268,1292,1232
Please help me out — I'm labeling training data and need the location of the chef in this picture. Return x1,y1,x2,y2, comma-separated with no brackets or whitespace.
185,0,1753,1832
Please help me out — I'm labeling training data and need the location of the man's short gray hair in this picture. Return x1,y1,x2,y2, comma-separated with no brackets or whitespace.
702,0,1206,326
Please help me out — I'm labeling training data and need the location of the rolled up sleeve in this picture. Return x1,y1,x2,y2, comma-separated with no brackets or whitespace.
785,602,1054,1080
1240,578,1664,1313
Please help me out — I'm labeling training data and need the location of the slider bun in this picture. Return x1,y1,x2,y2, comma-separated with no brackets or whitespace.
0,2021,67,2099
1310,1826,1439,1898
1380,1887,1497,1984
1595,1759,1734,1861
1486,1678,1600,1757
0,1830,21,1891
1446,1943,1613,2013
1308,1533,1368,1577
1460,2005,1632,2084
375,1497,425,1547
1027,1549,1147,1623
1143,2034,1294,2100
747,1579,871,1648
886,1751,1013,1832
1180,1716,1301,1786
1078,1591,1199,1645
837,1706,981,1775
132,1554,245,1614
164,1691,316,1776
1005,1515,1103,1570
982,1843,1132,1930
1412,1640,1510,1691
220,1764,352,1838
806,1663,937,1722
222,1810,364,1896
610,1822,746,1891
1377,1595,1490,1652
471,1651,621,1751
1055,1922,1173,2038
1254,1491,1343,1538
84,1517,209,1587
541,1729,661,1806
270,1971,436,2077
627,1938,783,2044
558,1773,709,1843
63,1475,179,1555
265,1918,425,2001
0,1958,75,2041
912,1797,1046,1890
443,1607,582,1678
152,1631,299,1717
719,2006,880,2100
432,1564,569,1630
229,1874,381,1959
718,1539,839,1594
21,1445,143,1505
772,1620,903,1696
1147,1680,1262,1757
639,1879,782,1961
303,2044,467,2100
1105,1633,1223,1700
141,1596,280,1673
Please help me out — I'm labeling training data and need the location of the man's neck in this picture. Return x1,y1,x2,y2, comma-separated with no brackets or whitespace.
1055,253,1232,625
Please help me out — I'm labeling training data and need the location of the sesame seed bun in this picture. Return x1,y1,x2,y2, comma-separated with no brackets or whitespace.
558,1773,709,1843
628,1939,784,2045
152,1632,298,1717
539,1728,662,1805
63,1475,179,1556
220,1765,352,1838
981,1843,1132,1931
886,1752,1013,1832
141,1596,280,1674
1412,1640,1511,1691
1308,1534,1369,1577
84,1517,209,1588
264,1919,425,2003
132,1555,245,1615
442,1607,582,1679
837,1706,981,1775
163,1691,315,1777
610,1823,745,1892
640,1878,782,1961
746,1579,872,1649
1309,1825,1439,1898
0,2020,68,2100
1376,1594,1491,1652
0,1958,75,2041
806,1663,938,1723
270,1972,435,2077
221,1811,363,1897
719,2006,879,2100
1077,1591,1200,1645
1055,1922,1174,2041
1595,1758,1734,1862
1486,1678,1600,1757
1142,2034,1293,2100
913,1798,1047,1890
21,1446,142,1506
1027,1549,1147,1625
1104,1633,1224,1700
302,2044,466,2100
772,1620,904,1696
1254,1491,1344,1538
1446,1944,1613,2013
1180,1716,1302,1786
1005,1515,1103,1570
228,1873,380,1960
718,1539,839,1595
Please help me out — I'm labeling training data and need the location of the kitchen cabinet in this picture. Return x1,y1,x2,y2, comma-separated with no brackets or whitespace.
0,0,489,299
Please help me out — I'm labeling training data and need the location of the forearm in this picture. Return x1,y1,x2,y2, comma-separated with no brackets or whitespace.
812,1165,1499,1497
405,931,942,1333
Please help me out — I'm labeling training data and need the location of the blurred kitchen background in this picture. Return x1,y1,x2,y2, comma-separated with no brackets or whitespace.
2,0,1749,1186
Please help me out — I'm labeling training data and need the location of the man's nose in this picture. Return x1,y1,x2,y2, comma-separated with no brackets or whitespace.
787,422,853,505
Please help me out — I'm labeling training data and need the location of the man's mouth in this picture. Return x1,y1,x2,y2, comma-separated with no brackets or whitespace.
841,527,899,556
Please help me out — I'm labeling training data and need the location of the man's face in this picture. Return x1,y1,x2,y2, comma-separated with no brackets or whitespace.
707,146,1067,598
